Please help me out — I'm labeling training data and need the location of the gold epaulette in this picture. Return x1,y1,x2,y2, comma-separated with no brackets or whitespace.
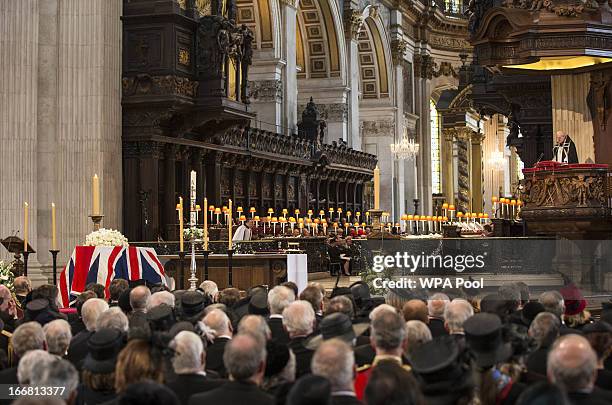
356,364,371,373
402,364,412,372
2,330,13,366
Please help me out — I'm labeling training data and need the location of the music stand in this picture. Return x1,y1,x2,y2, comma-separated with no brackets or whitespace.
1,236,36,276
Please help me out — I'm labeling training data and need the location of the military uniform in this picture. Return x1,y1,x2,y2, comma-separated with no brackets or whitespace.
353,355,411,401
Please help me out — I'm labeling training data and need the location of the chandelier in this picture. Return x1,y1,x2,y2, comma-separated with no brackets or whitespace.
390,134,420,160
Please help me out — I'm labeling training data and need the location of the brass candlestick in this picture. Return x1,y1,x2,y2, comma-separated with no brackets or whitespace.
89,214,104,231
50,249,60,285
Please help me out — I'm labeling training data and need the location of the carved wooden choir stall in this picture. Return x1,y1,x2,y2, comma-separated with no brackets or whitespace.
121,0,377,243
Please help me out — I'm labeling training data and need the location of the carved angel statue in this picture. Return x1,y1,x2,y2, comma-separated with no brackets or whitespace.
572,175,594,207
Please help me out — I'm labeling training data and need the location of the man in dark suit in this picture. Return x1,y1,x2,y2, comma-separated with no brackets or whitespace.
267,286,294,345
443,298,474,353
202,308,233,378
66,298,109,369
283,300,316,378
188,334,274,405
128,286,150,330
312,339,362,405
167,330,225,404
0,322,46,385
548,334,612,404
526,312,560,376
427,293,449,338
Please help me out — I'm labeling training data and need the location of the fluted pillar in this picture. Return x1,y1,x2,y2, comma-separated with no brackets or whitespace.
441,128,456,203
280,0,298,135
0,0,122,284
470,132,485,213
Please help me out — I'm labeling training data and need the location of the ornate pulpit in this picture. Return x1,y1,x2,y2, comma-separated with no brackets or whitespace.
521,162,612,238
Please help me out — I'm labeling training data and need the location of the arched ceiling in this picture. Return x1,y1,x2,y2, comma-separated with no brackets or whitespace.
358,14,391,100
236,0,279,52
296,0,343,79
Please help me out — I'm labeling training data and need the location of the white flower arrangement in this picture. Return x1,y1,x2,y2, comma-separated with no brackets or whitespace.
184,227,204,240
0,261,15,291
85,228,129,247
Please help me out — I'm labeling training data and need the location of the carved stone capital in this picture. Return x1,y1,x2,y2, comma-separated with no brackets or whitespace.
345,10,365,40
391,39,408,65
360,120,395,137
298,102,348,122
413,53,435,80
433,61,459,78
279,0,298,8
249,79,283,103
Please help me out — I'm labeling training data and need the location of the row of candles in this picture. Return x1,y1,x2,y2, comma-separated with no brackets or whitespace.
491,197,523,220
197,206,379,225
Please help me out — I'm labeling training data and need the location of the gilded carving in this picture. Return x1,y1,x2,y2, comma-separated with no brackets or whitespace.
178,48,191,66
122,75,199,98
413,54,436,79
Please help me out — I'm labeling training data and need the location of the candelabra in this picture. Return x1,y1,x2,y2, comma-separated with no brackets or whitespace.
89,214,104,231
49,249,60,285
188,235,199,290
227,249,235,287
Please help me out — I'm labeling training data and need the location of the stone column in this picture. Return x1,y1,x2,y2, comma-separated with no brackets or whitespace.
280,0,298,135
249,78,283,132
0,0,40,264
470,132,484,213
455,128,473,214
441,128,456,203
414,53,434,215
0,0,122,284
343,2,363,150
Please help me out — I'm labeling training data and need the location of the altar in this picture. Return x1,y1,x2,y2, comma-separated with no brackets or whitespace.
159,252,308,291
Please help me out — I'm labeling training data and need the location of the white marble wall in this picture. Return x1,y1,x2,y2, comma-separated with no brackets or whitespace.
0,0,122,284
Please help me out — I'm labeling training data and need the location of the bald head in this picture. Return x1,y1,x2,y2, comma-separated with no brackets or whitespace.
547,334,597,392
202,308,232,337
130,286,151,312
312,339,355,391
555,131,567,144
369,304,397,321
223,333,266,384
237,315,271,341
444,299,474,333
402,300,428,324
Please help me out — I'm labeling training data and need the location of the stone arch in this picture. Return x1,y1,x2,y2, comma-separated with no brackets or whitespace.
358,7,392,100
296,0,346,81
236,0,282,58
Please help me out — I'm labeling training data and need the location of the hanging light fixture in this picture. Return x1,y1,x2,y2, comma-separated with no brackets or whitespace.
390,132,420,160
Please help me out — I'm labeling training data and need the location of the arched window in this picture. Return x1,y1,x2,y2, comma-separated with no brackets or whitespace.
430,99,441,194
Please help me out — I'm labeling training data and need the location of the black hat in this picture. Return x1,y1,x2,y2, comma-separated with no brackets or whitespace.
83,328,125,373
147,304,176,331
181,291,206,320
287,374,331,405
265,340,291,377
349,281,371,303
306,313,369,349
410,336,472,394
521,302,545,325
464,313,512,368
169,321,196,338
582,321,612,334
248,292,269,316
